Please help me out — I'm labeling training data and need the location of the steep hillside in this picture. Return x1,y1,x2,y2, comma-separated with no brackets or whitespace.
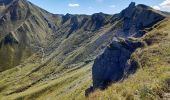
89,17,170,100
0,0,169,100
0,0,59,71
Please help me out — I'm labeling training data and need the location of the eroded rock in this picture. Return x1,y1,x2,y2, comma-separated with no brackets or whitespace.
92,37,144,89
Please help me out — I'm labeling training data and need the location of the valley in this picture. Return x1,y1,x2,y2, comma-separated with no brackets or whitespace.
0,0,169,100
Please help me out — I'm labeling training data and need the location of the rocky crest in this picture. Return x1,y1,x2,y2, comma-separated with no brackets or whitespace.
91,12,109,30
115,2,166,37
0,0,168,99
86,2,167,96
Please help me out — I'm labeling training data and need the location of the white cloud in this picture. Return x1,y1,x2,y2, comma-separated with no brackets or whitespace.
152,6,161,10
109,5,115,8
160,0,170,8
68,3,80,7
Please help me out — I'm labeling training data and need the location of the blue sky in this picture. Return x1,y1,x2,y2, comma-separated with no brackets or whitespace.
28,0,170,15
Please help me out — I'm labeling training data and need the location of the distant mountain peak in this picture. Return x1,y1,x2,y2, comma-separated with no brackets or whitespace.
120,2,160,18
128,2,136,8
117,2,166,37
62,13,74,23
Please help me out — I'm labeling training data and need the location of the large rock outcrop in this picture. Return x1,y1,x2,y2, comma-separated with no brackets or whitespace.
0,0,169,99
85,2,167,96
92,37,144,89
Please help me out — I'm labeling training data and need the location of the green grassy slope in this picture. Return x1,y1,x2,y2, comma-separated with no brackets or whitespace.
0,1,169,100
0,17,169,100
0,60,92,100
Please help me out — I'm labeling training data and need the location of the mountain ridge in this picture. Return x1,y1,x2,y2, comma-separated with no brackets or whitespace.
0,0,169,99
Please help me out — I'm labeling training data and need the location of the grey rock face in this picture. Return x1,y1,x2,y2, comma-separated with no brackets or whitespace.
117,2,166,37
122,2,136,19
92,38,143,89
91,12,108,30
67,16,79,37
62,13,73,24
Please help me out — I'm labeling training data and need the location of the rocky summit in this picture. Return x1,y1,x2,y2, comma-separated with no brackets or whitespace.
0,0,169,100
